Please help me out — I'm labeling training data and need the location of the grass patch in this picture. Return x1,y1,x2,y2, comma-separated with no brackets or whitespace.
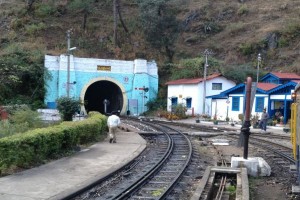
25,22,47,36
226,22,247,36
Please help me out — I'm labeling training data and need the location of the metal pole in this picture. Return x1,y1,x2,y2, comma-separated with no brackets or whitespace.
203,59,207,115
142,86,145,113
67,30,71,97
242,77,252,159
256,53,261,83
202,49,211,115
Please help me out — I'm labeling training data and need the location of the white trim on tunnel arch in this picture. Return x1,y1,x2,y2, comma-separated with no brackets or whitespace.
80,77,127,115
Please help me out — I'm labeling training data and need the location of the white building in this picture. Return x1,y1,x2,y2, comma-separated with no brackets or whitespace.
165,73,236,117
208,72,300,124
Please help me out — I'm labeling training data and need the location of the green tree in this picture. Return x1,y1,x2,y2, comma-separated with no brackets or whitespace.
137,0,180,61
56,97,81,121
68,0,95,30
170,57,221,80
0,47,46,108
222,64,258,83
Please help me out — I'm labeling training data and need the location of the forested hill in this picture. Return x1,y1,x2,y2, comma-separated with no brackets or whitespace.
1,0,300,107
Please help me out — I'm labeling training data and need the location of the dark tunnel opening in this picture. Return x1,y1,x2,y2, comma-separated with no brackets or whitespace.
84,81,123,115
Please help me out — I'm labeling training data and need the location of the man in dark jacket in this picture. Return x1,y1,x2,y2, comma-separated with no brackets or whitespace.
259,108,269,131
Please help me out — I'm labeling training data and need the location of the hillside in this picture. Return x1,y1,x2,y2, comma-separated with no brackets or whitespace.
1,0,300,103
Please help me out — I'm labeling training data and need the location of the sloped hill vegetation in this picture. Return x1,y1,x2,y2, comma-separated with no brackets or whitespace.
1,0,300,107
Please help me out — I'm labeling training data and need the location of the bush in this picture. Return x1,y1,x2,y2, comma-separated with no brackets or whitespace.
239,42,254,55
278,38,289,47
173,104,187,119
35,4,57,18
25,22,46,36
0,120,29,138
0,112,106,173
237,5,249,16
238,113,244,121
145,98,167,111
9,106,42,128
56,97,81,121
0,105,43,138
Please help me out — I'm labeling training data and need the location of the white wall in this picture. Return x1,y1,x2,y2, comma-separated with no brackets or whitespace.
45,55,158,76
167,84,201,115
215,94,270,122
211,99,228,120
206,77,236,116
167,76,236,116
230,95,244,121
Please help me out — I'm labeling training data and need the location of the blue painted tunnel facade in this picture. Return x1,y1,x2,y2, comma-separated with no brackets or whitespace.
44,55,158,116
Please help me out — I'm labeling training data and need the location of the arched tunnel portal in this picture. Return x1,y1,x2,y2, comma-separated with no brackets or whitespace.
84,80,123,115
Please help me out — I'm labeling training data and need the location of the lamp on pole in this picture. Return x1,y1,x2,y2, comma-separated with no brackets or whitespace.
202,49,213,115
256,53,261,83
66,30,77,97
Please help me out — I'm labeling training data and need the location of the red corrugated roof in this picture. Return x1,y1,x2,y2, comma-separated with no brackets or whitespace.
272,72,300,79
165,73,222,85
257,83,278,91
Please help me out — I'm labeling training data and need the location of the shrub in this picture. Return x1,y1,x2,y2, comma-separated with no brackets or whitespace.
0,112,107,173
173,104,187,119
0,106,44,138
35,4,57,18
239,43,254,55
0,120,29,138
25,22,46,36
145,98,167,111
278,38,289,47
56,97,81,121
9,106,42,128
237,5,249,16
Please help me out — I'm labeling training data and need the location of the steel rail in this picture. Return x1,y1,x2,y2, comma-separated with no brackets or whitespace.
111,121,193,199
157,123,193,199
231,135,295,163
112,122,174,199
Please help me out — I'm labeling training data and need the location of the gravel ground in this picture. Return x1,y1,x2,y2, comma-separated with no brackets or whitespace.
171,123,299,200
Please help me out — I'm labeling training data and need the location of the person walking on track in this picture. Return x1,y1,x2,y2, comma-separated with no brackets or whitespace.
107,111,121,143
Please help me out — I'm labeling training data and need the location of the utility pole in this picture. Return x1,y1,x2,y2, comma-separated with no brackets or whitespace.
66,30,77,98
67,30,71,98
202,49,213,115
256,53,261,83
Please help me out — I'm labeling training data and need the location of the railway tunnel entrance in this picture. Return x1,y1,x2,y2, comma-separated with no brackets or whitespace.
84,80,123,115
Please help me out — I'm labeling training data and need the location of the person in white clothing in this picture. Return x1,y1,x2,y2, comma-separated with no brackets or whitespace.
107,112,121,143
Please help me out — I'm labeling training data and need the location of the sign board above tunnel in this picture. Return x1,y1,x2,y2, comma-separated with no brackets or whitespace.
97,65,111,71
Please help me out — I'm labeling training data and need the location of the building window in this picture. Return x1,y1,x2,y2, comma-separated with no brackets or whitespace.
255,97,264,112
232,97,240,111
186,98,192,108
212,83,222,90
170,97,178,111
171,97,178,105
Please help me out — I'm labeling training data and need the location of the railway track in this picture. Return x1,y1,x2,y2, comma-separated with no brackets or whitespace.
235,134,294,164
71,119,196,200
68,117,296,200
250,135,295,170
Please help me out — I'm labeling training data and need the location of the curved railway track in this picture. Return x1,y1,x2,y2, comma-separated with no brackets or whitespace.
232,134,294,163
251,135,294,164
114,123,192,199
68,117,295,200
71,119,194,200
